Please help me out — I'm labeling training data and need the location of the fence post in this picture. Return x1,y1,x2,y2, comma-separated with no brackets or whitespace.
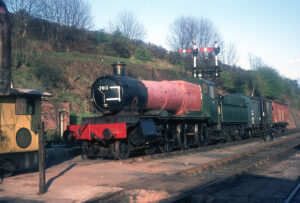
39,121,46,194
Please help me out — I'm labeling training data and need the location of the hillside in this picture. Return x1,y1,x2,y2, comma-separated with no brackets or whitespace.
8,13,300,128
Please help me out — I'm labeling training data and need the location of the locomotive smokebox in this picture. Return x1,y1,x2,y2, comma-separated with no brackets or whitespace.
0,0,11,95
112,62,126,76
91,63,148,114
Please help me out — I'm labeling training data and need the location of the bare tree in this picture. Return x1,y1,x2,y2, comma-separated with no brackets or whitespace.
110,11,147,40
248,52,264,70
167,16,222,50
223,42,240,66
4,0,44,16
5,0,92,29
39,0,92,29
248,53,265,96
167,16,222,75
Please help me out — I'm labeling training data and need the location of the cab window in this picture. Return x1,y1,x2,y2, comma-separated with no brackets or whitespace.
16,97,35,115
209,86,215,99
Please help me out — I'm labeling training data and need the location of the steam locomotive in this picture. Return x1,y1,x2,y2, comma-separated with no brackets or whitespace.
65,62,288,159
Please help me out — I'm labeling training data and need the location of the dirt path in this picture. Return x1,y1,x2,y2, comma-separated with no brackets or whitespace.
0,134,299,202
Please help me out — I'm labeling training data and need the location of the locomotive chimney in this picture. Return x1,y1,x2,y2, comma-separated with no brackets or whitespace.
0,0,11,95
112,62,126,76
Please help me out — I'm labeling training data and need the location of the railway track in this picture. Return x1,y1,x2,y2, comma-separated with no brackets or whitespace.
74,129,299,166
87,130,300,203
102,128,300,164
285,180,300,203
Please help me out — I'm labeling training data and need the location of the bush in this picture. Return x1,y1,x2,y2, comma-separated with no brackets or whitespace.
104,38,133,58
95,29,110,44
70,111,97,124
221,71,235,92
166,52,183,65
32,60,69,89
134,47,152,61
253,66,284,99
147,44,167,59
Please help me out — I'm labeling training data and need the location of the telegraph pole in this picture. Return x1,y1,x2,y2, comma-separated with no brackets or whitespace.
39,121,46,194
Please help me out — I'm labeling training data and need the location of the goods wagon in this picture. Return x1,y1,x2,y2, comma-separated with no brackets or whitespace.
272,101,288,129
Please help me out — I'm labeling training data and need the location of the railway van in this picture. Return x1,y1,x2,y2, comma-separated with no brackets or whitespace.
0,88,51,177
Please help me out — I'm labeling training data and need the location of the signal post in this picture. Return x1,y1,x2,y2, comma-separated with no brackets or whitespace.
179,41,221,79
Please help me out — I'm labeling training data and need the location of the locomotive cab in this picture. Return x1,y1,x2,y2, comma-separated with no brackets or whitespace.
182,77,219,124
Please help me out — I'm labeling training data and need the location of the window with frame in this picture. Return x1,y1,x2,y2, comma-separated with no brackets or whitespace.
16,97,35,115
209,86,215,99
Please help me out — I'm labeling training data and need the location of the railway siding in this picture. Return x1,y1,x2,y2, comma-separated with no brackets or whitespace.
0,132,300,202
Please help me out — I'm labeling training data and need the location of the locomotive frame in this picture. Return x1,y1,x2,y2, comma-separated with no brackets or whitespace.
65,62,289,160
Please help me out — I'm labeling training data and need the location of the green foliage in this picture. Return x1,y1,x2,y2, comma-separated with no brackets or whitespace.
166,52,183,65
147,44,167,59
221,66,288,101
282,78,300,108
12,67,43,90
104,37,133,58
70,111,97,124
253,66,284,99
220,69,250,94
221,71,235,92
112,29,124,38
32,60,69,89
8,10,300,111
45,131,62,142
56,91,77,102
134,47,152,61
95,29,110,44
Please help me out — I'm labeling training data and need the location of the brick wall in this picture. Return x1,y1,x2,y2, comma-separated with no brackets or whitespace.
41,100,70,134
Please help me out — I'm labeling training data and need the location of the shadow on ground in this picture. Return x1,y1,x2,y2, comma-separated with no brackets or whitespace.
175,173,300,203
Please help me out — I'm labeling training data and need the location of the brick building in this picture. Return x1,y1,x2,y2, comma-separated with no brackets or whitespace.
41,100,70,141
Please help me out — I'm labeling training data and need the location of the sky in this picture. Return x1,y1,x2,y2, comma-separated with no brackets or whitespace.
87,0,300,82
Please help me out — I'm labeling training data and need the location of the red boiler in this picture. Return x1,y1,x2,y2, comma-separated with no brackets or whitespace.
141,80,202,115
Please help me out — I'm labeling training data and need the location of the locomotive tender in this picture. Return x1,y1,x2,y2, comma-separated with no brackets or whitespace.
66,62,288,159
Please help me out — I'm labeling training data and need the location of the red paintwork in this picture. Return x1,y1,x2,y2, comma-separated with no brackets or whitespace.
67,122,127,140
272,101,289,123
199,47,214,52
179,48,215,53
179,49,193,53
141,80,202,115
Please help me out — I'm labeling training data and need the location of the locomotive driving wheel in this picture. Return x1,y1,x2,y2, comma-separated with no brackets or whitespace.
159,124,176,153
82,142,97,159
176,123,193,150
247,129,253,138
195,124,209,147
114,140,131,160
145,145,157,155
225,127,233,142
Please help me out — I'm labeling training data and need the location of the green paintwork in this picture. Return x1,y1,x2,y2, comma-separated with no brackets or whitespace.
249,97,261,126
173,77,219,123
221,94,273,127
221,94,249,124
248,97,272,126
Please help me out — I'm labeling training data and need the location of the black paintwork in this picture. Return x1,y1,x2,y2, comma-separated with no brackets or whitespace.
91,75,148,114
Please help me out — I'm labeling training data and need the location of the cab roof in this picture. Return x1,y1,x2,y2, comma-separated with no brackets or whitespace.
10,88,52,97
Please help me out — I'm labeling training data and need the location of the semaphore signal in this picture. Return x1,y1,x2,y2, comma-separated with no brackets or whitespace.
179,41,221,79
